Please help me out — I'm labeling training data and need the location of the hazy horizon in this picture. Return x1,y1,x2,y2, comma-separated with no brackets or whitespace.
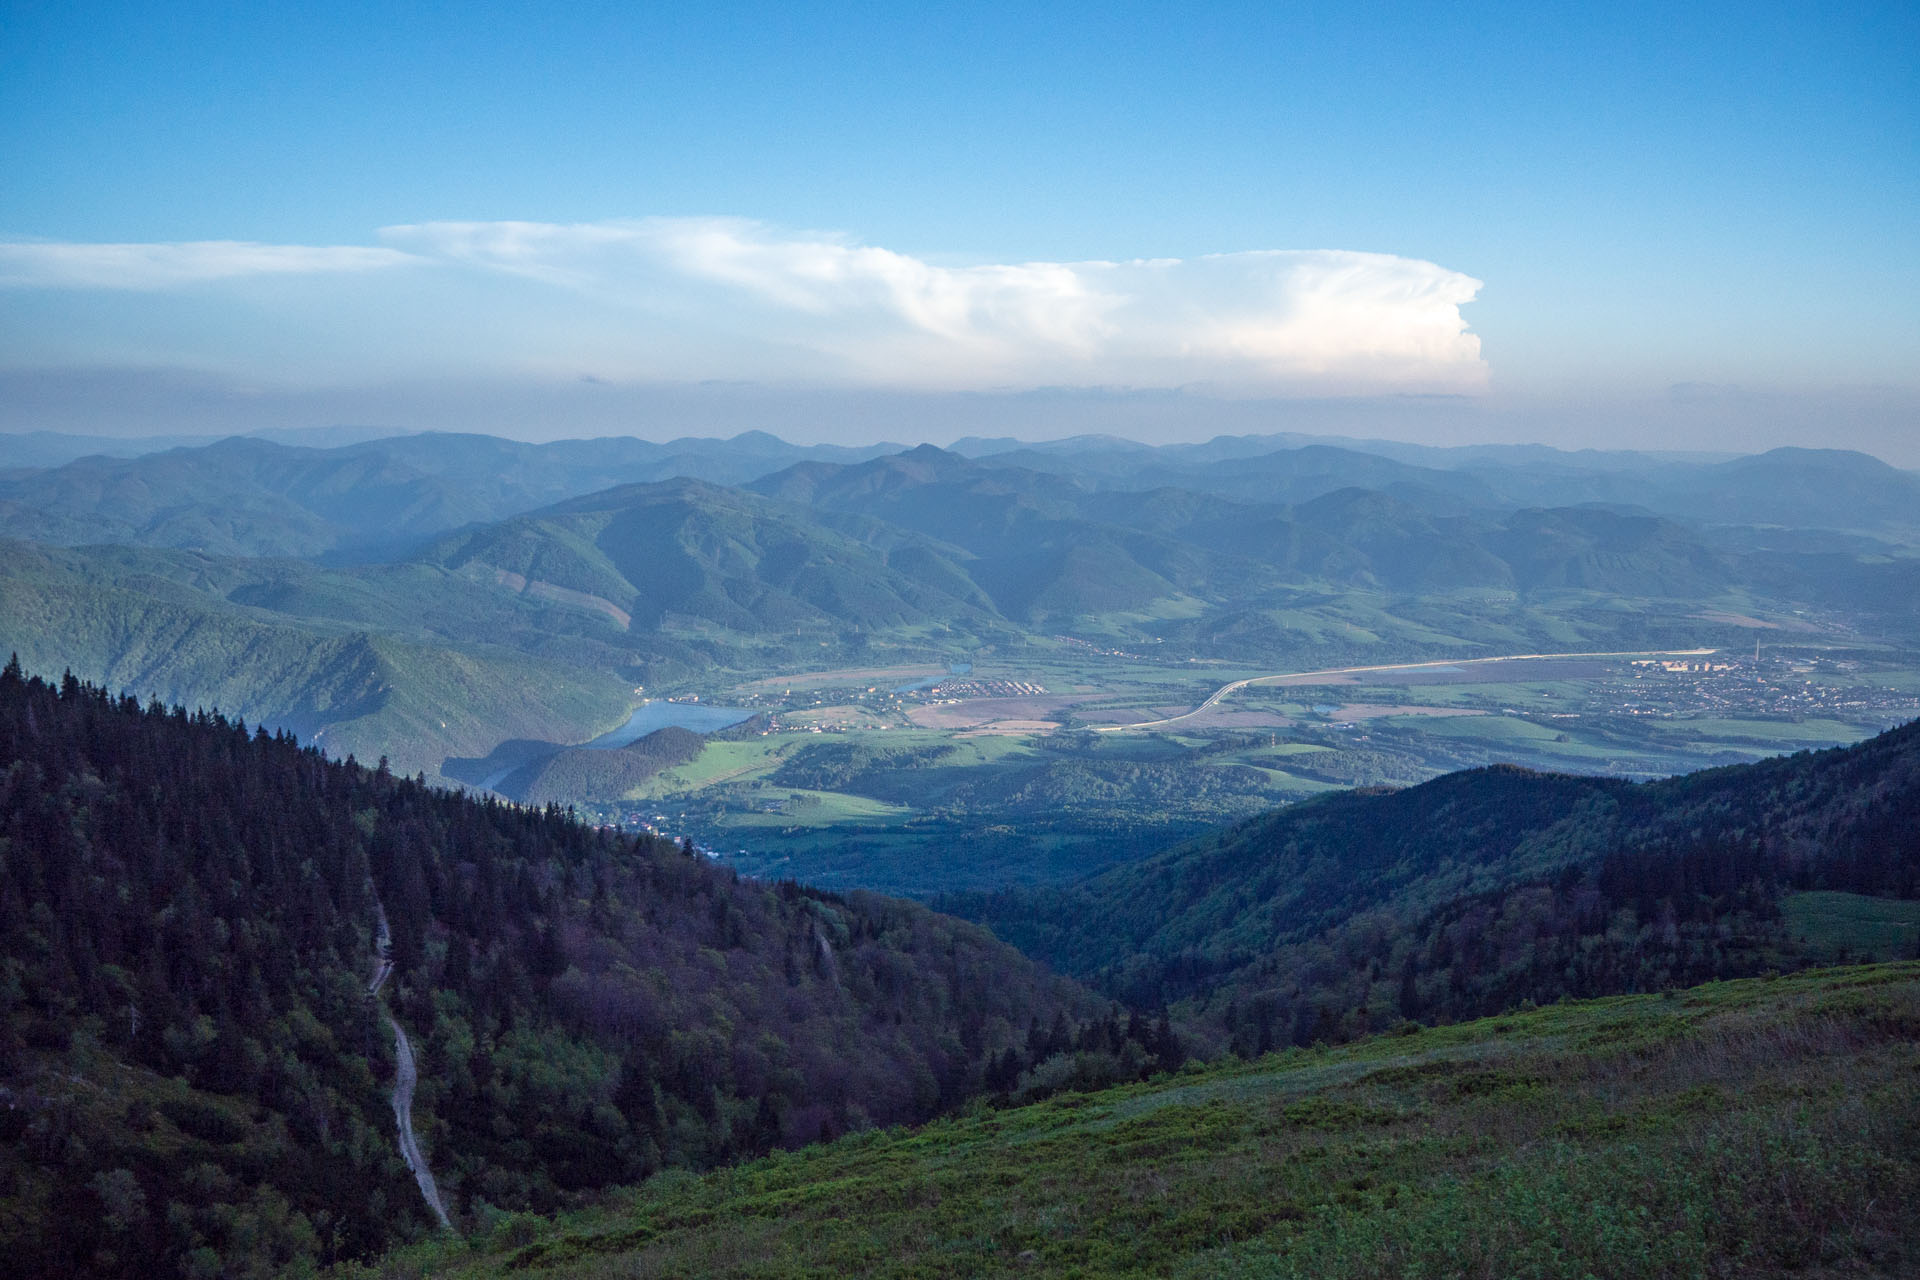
5,373,1918,468
5,3,1915,464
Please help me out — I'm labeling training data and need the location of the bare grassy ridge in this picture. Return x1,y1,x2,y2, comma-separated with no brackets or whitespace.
371,963,1920,1280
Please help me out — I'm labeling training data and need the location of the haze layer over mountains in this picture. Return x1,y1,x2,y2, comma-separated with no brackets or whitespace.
3,426,1916,789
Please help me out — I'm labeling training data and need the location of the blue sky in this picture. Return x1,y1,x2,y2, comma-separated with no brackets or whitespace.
2,1,1916,453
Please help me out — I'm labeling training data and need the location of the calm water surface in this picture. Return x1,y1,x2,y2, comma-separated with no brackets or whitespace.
586,702,755,748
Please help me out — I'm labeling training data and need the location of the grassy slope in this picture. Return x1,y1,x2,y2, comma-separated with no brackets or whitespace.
379,963,1920,1280
1783,891,1920,961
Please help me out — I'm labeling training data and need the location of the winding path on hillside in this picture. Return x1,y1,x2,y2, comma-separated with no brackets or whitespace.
385,1011,451,1228
1093,648,1719,733
369,898,452,1230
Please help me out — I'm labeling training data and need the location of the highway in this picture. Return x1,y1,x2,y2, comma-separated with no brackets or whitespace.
1093,648,1719,733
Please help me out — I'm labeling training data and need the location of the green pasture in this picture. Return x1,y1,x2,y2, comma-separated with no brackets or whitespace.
387,963,1920,1280
721,788,914,827
1650,717,1868,747
628,736,801,796
1782,892,1920,961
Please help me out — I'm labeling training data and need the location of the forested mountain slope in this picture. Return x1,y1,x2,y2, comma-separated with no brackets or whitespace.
0,663,1125,1277
954,718,1920,1051
0,539,640,781
425,477,998,642
968,438,1920,540
754,445,1920,614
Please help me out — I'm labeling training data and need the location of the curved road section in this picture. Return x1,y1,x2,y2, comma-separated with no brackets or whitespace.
386,1011,452,1229
1094,648,1719,733
369,899,452,1230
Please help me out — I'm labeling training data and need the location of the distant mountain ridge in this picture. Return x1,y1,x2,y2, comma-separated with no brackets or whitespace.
751,445,1914,615
427,475,999,640
0,430,910,559
973,437,1920,538
2,431,1917,794
6,430,1913,565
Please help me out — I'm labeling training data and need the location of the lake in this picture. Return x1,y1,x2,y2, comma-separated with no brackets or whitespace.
586,701,756,748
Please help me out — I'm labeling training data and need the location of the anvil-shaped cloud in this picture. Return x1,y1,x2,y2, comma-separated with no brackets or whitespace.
0,218,1485,394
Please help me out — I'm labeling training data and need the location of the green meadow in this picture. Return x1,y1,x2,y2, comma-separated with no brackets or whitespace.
373,963,1920,1280
1782,893,1920,962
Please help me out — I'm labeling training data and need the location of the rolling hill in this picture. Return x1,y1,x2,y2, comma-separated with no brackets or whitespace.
953,716,1920,1048
0,539,639,780
751,445,1235,618
424,476,999,644
404,962,1920,1280
750,444,1919,630
0,431,910,560
0,477,1012,782
962,435,1920,541
495,724,707,807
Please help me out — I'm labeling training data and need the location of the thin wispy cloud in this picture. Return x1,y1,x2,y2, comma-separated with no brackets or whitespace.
0,219,1485,393
0,240,419,290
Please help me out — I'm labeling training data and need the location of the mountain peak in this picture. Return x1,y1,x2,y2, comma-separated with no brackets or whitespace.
1730,446,1901,475
725,429,794,453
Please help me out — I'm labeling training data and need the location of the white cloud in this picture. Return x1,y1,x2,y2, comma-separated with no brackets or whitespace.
382,217,1486,392
0,239,418,289
1,219,1485,393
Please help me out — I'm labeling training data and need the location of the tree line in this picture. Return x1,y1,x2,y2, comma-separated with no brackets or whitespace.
0,660,1158,1277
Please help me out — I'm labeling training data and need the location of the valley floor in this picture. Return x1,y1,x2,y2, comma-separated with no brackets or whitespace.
366,962,1920,1279
584,644,1920,895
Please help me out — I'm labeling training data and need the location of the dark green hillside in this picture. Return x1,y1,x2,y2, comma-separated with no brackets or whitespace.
0,540,637,781
0,436,494,559
1488,506,1733,595
955,718,1920,1049
753,447,1297,617
0,664,1116,1278
392,964,1920,1280
750,445,1913,627
1285,488,1511,590
499,726,705,807
427,478,997,644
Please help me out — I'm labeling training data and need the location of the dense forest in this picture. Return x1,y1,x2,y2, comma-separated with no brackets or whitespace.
0,662,1169,1278
952,719,1920,1053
